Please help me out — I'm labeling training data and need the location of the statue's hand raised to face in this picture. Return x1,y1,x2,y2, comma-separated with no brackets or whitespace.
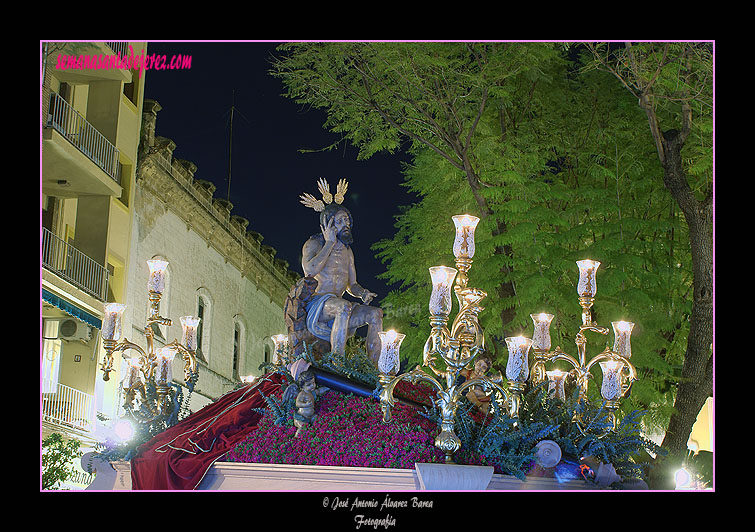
320,217,338,243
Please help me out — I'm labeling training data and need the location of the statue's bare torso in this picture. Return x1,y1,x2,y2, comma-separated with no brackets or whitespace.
303,237,354,297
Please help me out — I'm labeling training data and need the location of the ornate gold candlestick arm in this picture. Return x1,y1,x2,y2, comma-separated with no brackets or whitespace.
100,339,117,381
164,340,199,383
379,366,443,423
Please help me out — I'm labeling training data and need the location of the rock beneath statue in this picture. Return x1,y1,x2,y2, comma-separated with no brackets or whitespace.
284,276,330,360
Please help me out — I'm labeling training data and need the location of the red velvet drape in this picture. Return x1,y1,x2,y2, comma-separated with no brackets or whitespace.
130,373,284,490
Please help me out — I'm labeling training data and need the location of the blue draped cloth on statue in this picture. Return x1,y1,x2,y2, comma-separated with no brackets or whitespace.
305,293,335,341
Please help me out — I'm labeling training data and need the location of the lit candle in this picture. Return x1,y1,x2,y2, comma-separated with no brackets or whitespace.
102,303,126,341
428,266,457,316
271,334,288,365
546,369,567,401
378,329,405,375
576,260,600,298
180,316,201,351
531,313,554,351
599,360,623,401
505,336,533,383
612,321,634,359
452,214,480,260
147,259,169,294
124,357,143,389
155,347,176,386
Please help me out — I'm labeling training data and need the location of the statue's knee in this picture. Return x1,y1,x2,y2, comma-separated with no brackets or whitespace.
369,306,383,325
336,300,353,318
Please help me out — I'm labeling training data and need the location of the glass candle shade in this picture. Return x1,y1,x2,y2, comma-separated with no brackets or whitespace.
576,260,600,298
452,214,480,260
612,321,634,359
180,316,201,351
102,303,126,341
546,369,568,401
124,358,143,389
428,266,458,317
271,334,289,364
378,329,406,375
531,313,554,351
147,259,169,294
599,360,624,401
505,336,533,383
155,347,176,386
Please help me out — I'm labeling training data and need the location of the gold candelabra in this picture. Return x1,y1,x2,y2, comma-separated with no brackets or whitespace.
378,217,641,463
528,260,638,433
99,259,200,424
378,215,509,464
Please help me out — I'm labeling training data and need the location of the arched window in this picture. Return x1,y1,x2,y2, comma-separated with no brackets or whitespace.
195,288,213,363
232,315,247,381
233,323,240,378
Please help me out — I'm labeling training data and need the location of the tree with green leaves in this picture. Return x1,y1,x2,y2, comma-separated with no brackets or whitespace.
582,42,713,488
272,42,566,335
42,433,82,490
270,42,711,489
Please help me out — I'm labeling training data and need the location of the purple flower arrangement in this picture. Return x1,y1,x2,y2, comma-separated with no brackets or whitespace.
226,388,446,469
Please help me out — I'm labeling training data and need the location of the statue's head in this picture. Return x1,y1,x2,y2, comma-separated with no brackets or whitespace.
297,369,316,390
474,354,492,374
320,203,354,245
299,178,354,245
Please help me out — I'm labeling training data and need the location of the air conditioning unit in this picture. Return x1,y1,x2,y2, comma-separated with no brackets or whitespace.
59,319,92,342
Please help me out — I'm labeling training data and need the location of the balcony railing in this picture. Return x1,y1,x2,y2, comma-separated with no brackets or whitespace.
105,41,128,58
46,92,121,184
42,227,109,302
42,379,96,433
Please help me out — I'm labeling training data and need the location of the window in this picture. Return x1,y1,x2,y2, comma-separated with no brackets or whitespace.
233,323,241,380
195,288,213,363
59,82,72,103
123,68,140,106
264,344,271,365
196,296,206,361
232,316,247,381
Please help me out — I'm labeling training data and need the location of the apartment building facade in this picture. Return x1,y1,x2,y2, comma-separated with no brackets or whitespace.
41,42,147,450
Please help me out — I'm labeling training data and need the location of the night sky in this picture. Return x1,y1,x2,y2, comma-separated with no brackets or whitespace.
143,41,418,306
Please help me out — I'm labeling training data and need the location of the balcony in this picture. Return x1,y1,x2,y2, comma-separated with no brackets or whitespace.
42,378,96,433
42,227,109,302
51,42,133,84
42,92,123,198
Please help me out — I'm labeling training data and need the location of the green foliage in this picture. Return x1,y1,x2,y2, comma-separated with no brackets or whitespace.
319,348,380,388
255,389,293,427
448,382,664,482
42,433,82,490
270,41,712,453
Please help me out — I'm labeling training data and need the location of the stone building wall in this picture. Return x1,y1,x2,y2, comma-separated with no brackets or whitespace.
124,99,298,411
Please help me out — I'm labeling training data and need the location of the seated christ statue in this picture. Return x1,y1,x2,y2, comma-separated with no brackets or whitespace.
296,179,384,366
